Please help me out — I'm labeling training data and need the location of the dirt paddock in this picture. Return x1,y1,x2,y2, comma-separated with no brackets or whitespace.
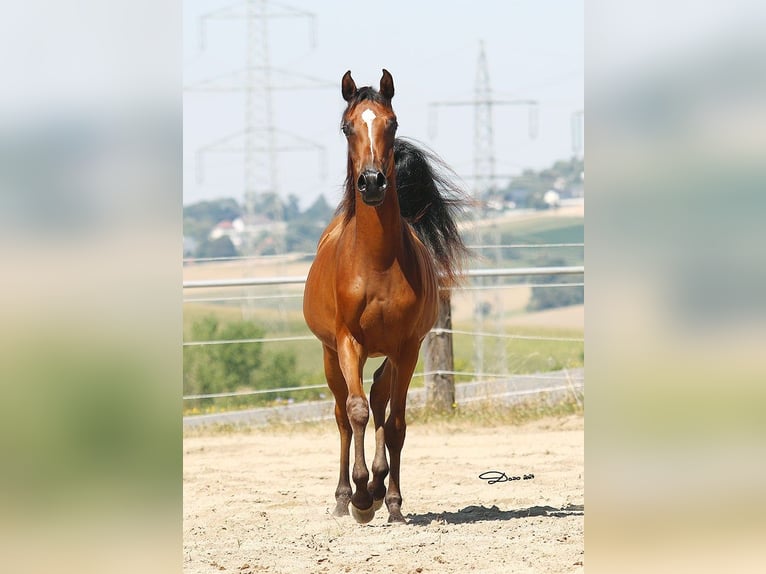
183,415,584,574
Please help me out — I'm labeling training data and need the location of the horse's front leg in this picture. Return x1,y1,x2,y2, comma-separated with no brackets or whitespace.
336,331,374,523
322,345,352,516
385,341,420,523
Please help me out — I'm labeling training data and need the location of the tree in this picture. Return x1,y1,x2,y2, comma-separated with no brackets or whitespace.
527,280,583,311
257,351,301,392
216,321,266,388
303,194,333,221
284,194,301,222
285,218,325,253
183,317,265,396
284,194,335,253
183,316,314,409
196,236,238,259
526,258,584,311
253,192,284,221
184,317,226,396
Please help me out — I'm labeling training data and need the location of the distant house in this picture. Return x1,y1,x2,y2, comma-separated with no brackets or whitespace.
543,190,561,208
210,219,247,248
211,220,234,234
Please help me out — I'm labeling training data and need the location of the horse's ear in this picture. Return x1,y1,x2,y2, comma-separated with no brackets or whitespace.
380,69,394,100
341,70,357,102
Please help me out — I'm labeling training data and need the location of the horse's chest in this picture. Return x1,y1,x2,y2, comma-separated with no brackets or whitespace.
340,275,422,334
359,294,411,331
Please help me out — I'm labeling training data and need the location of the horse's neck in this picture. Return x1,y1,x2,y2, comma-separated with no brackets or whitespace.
353,184,404,266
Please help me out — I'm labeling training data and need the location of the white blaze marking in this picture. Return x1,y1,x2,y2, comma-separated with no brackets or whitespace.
361,108,377,160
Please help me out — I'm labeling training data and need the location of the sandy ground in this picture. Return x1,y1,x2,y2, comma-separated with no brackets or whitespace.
183,415,584,574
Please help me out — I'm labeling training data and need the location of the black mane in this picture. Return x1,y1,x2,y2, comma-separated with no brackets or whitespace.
337,134,469,285
393,138,469,285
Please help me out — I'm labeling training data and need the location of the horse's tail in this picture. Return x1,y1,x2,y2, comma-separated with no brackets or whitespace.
394,138,470,287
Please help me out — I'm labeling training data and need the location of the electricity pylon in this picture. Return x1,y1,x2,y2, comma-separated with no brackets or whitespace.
189,0,332,253
428,41,538,379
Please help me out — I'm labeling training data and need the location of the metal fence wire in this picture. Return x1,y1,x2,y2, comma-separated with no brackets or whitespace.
182,263,584,408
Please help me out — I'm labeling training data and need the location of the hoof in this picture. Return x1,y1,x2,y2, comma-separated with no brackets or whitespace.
387,509,407,524
372,498,384,511
350,503,376,524
332,503,350,517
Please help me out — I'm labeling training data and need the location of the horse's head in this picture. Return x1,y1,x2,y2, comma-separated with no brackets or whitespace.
340,69,398,207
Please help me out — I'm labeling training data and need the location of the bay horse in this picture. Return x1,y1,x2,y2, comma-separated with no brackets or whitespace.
303,69,467,524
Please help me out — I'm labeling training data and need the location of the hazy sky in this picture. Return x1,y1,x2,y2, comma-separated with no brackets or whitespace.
183,0,583,208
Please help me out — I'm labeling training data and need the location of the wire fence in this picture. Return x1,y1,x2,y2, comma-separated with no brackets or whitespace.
183,258,584,410
182,370,582,401
182,369,585,428
182,243,583,265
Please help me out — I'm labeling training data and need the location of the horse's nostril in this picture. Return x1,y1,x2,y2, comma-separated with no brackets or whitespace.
376,172,386,187
357,174,367,191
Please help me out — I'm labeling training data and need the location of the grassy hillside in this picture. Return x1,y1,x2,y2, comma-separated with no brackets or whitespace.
470,214,584,268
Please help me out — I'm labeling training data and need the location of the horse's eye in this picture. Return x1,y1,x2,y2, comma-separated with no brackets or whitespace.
388,119,398,132
341,123,351,136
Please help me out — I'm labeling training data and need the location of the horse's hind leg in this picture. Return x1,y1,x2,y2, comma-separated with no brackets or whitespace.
368,359,392,510
385,341,420,523
323,345,352,516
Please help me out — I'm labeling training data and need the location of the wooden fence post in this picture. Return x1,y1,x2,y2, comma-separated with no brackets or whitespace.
424,291,455,412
